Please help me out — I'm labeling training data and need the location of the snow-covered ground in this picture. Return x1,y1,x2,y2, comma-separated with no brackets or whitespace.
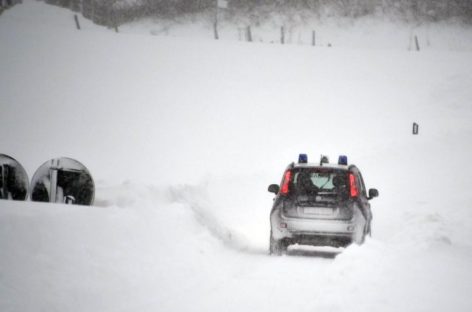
1,2,472,311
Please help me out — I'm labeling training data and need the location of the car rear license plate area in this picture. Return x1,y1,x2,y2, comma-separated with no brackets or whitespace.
303,207,333,215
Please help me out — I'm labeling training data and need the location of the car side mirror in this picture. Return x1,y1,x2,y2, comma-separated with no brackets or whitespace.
268,184,280,194
368,188,379,200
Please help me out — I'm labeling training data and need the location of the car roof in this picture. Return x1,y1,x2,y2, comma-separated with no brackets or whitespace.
291,162,353,171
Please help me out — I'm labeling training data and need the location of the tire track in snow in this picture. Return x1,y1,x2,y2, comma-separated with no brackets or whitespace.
167,184,265,254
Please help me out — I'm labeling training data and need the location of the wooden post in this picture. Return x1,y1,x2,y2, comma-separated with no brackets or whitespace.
312,30,316,46
412,122,419,135
414,35,420,51
213,1,219,40
214,21,219,40
281,26,285,44
74,14,81,30
112,10,118,33
246,26,252,42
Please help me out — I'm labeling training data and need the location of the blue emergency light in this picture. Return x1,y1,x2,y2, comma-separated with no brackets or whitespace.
298,154,308,164
338,155,348,165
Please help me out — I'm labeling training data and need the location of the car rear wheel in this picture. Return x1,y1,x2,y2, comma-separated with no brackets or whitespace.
269,231,287,256
356,222,372,245
353,223,366,245
366,222,372,236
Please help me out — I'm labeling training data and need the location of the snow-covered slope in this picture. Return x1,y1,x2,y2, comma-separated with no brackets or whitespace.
1,2,472,311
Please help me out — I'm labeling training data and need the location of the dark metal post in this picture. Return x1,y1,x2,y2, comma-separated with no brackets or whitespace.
413,122,419,135
74,14,81,30
214,0,219,40
214,21,219,40
246,26,252,42
414,35,420,51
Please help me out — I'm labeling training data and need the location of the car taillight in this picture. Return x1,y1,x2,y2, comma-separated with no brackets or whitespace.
349,173,359,198
280,170,292,195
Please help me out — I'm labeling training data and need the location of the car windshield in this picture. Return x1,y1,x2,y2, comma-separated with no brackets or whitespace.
292,168,348,198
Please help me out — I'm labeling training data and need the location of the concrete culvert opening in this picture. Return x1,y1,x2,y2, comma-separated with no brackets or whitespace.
30,157,95,206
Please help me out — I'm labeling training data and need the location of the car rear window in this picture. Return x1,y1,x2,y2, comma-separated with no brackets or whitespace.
292,168,348,197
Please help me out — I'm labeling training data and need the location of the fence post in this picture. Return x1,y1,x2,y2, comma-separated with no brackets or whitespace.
281,26,285,44
213,21,219,40
412,122,419,135
414,35,420,51
74,14,81,30
312,30,316,46
246,26,252,42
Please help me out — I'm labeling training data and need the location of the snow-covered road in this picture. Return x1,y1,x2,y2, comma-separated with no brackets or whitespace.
1,2,472,311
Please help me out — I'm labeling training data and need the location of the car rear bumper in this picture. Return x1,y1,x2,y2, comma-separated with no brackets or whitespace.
271,209,365,246
287,233,353,247
273,217,356,237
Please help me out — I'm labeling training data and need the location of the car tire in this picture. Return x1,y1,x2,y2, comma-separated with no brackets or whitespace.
269,231,287,256
367,222,372,237
358,221,372,245
359,231,366,244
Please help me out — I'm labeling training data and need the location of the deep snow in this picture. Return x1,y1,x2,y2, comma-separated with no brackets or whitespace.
1,2,472,312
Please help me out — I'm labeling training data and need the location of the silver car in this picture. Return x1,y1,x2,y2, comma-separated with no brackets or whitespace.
268,154,378,255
